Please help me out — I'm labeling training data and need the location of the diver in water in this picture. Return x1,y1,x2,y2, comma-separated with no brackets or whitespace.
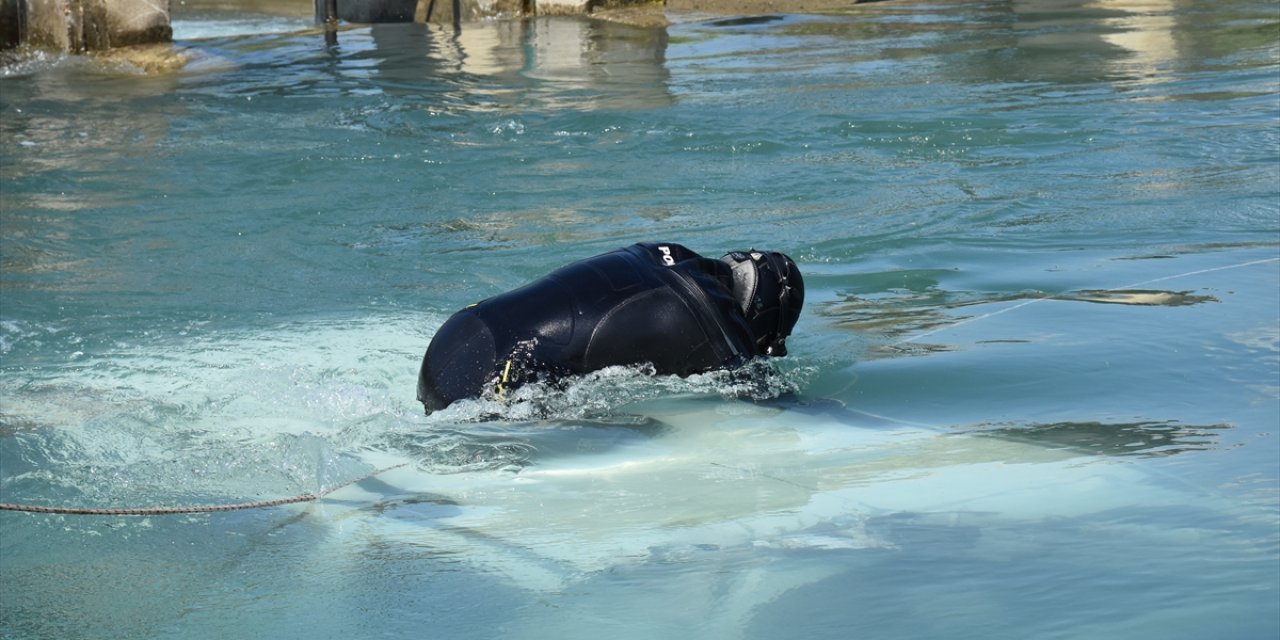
417,242,804,413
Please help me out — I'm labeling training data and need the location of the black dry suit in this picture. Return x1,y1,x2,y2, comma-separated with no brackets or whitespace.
417,242,803,413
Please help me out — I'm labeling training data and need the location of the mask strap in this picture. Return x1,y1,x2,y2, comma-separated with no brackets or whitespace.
759,252,793,355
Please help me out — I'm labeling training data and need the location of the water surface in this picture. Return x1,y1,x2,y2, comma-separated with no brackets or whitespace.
2,1,1278,638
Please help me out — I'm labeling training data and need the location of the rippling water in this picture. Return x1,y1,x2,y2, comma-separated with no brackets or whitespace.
2,1,1278,638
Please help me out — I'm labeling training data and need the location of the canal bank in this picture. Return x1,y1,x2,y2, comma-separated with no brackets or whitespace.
1,0,894,57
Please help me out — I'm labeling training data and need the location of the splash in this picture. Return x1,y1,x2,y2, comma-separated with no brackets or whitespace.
430,359,812,423
0,312,817,507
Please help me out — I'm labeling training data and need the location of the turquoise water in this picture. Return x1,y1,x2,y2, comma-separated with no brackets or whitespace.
2,1,1278,638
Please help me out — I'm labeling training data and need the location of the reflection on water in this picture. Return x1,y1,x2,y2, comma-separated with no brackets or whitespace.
341,18,671,111
1090,0,1180,77
802,0,1280,87
0,16,670,305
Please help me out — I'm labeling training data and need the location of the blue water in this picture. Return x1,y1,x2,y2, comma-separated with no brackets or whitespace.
2,1,1278,638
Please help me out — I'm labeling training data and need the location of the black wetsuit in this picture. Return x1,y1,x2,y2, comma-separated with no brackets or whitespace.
417,242,759,412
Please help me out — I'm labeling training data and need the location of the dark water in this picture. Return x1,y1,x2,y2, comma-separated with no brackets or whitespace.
2,1,1278,638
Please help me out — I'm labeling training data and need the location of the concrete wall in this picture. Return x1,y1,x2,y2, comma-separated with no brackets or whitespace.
322,0,419,23
1,0,171,52
0,0,653,53
321,0,643,26
412,0,526,25
534,0,590,15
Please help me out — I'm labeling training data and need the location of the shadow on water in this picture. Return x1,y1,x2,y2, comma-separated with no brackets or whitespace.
961,419,1231,458
819,275,1220,359
754,391,1233,459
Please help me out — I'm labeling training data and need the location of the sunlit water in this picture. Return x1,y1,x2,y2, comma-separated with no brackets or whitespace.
2,1,1278,638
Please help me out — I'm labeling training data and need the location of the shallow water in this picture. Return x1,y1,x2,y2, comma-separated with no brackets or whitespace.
2,1,1278,638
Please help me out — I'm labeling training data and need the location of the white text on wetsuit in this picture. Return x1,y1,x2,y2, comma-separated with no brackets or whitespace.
658,245,675,266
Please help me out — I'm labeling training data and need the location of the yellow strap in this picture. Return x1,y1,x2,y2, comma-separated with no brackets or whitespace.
496,358,513,400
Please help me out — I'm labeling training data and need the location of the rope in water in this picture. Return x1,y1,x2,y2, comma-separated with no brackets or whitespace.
0,463,409,516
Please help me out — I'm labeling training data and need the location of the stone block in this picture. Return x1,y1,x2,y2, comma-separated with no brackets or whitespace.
1,0,170,52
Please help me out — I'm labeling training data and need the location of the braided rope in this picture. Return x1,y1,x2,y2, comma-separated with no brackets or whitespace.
0,463,409,516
